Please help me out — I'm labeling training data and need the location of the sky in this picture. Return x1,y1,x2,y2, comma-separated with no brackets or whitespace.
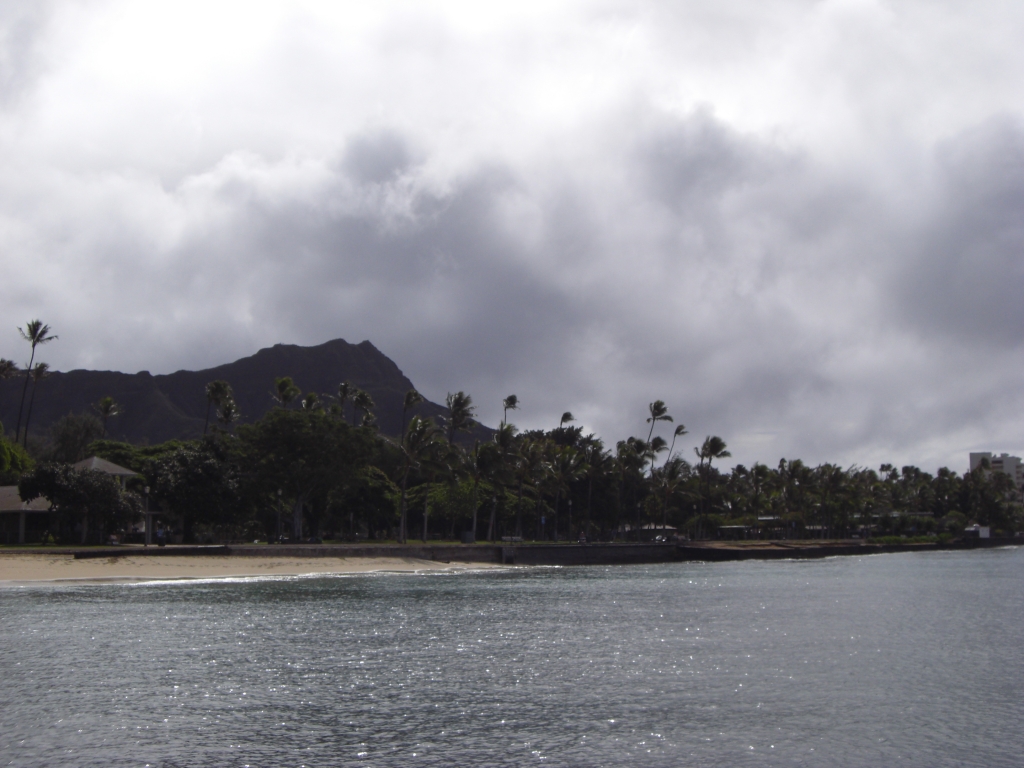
0,0,1021,473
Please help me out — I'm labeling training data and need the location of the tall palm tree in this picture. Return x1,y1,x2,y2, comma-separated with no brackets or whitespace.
616,437,647,539
695,435,730,539
514,437,545,539
93,396,122,436
444,391,475,444
272,377,301,408
21,362,50,446
666,423,688,464
398,415,442,543
580,435,612,541
402,389,424,441
654,456,688,533
352,389,376,427
547,444,585,541
336,381,353,423
14,320,57,442
486,423,517,540
217,397,240,430
204,380,233,434
502,394,519,426
558,411,574,430
645,400,673,472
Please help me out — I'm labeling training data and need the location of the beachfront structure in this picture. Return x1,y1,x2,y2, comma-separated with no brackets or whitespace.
0,486,51,544
969,452,1023,489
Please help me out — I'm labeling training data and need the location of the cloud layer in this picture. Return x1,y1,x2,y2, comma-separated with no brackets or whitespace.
1,0,1022,472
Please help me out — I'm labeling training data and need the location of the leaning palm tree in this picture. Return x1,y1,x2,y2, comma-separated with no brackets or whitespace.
666,423,688,464
21,362,50,446
401,389,424,441
645,400,673,471
204,380,233,434
14,320,57,442
272,377,301,408
558,411,574,430
502,394,519,426
93,396,122,436
444,391,475,445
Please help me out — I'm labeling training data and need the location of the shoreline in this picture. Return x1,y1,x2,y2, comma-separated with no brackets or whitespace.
0,553,507,587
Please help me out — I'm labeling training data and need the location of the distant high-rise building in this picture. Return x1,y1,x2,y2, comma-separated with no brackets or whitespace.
969,452,1024,489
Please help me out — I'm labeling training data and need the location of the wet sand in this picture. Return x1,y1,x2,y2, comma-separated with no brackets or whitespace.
0,553,502,586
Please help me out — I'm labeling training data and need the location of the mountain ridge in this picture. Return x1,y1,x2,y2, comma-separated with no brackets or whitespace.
0,338,487,445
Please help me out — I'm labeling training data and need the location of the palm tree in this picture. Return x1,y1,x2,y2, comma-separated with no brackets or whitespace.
402,389,424,441
486,423,517,540
352,389,376,427
444,391,475,444
616,437,647,539
514,437,545,539
547,444,585,541
0,358,17,381
502,394,519,426
654,456,688,533
301,392,321,411
336,381,353,423
216,397,240,430
14,320,57,443
645,400,673,472
695,435,730,539
666,423,688,464
93,396,122,436
398,415,442,542
558,411,574,430
21,362,50,446
272,377,301,408
204,380,233,434
580,435,613,541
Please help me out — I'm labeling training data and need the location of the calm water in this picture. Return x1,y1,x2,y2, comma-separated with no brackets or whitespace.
2,549,1022,767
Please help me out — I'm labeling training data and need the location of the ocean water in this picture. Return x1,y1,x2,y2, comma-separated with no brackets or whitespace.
1,549,1022,767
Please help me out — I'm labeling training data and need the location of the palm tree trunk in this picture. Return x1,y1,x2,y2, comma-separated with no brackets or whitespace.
422,479,431,542
14,348,35,441
399,471,409,543
586,476,593,541
553,489,560,541
22,376,40,448
470,479,479,540
515,479,524,538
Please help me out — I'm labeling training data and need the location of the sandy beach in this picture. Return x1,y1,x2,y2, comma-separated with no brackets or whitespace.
0,553,502,586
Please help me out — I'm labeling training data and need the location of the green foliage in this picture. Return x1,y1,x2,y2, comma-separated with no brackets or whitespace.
47,412,104,463
18,463,140,539
148,442,240,542
0,429,33,484
328,466,399,538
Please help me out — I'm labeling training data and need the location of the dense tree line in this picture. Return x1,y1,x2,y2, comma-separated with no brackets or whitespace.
3,319,1022,544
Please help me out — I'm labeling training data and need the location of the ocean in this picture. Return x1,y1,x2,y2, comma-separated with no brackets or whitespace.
2,548,1022,767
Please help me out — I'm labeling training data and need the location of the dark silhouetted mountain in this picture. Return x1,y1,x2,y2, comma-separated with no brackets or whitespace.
0,339,491,445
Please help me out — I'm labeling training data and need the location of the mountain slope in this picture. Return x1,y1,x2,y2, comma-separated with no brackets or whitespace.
0,339,486,445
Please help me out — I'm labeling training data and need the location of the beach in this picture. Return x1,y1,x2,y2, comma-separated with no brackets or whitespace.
0,553,501,585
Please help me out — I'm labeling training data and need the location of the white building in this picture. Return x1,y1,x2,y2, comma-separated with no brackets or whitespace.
969,452,1024,489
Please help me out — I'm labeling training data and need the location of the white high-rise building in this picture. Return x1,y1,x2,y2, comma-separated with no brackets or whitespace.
969,452,1024,488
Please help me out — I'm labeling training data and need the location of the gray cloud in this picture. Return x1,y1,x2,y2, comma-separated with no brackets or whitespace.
1,0,1022,474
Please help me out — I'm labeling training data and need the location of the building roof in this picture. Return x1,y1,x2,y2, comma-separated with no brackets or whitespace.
0,486,51,512
72,456,139,477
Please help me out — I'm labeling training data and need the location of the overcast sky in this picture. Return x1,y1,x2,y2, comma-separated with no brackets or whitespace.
1,0,1021,472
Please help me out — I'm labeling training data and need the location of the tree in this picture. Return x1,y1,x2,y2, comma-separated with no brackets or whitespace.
0,358,18,384
666,423,688,464
19,463,139,544
217,397,240,430
335,381,353,423
93,396,122,437
502,394,519,426
402,389,424,441
301,392,321,412
397,415,442,542
204,380,233,434
272,377,301,408
0,422,32,484
21,362,50,447
547,444,585,540
352,389,376,428
695,436,730,538
149,442,239,542
559,411,574,430
645,400,673,472
14,320,57,443
444,391,476,444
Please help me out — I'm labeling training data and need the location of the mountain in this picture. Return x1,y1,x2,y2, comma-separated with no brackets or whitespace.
0,339,489,445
